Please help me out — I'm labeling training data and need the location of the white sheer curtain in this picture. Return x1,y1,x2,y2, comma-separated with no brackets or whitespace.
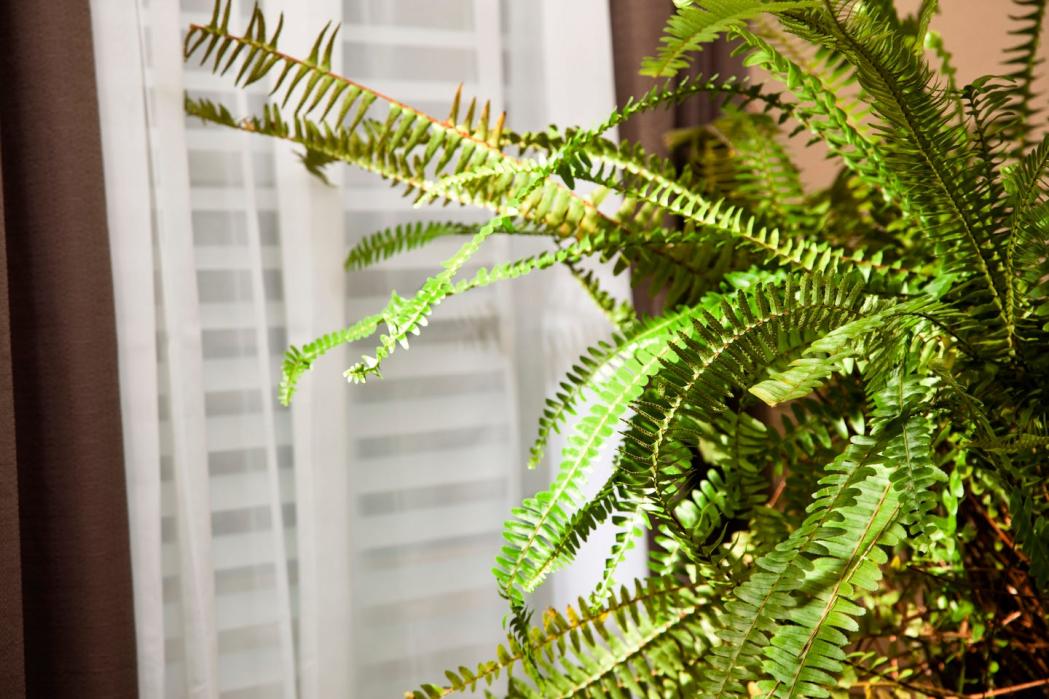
92,1,641,696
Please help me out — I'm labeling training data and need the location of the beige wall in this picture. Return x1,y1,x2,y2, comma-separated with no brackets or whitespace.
780,1,1049,187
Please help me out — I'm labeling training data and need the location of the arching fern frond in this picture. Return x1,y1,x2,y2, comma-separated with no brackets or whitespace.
748,294,945,406
641,0,819,78
507,580,716,698
731,28,909,211
617,274,873,549
1005,132,1049,330
695,372,932,698
560,134,899,282
496,295,727,600
781,2,1012,347
525,273,776,473
695,423,882,697
280,236,595,403
759,461,903,698
407,575,714,699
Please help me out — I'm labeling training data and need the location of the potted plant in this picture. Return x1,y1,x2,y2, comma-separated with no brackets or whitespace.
185,1,1049,695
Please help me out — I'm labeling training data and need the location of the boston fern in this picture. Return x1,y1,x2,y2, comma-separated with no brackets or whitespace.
185,1,1049,696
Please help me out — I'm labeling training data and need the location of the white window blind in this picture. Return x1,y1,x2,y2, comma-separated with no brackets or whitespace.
93,1,636,697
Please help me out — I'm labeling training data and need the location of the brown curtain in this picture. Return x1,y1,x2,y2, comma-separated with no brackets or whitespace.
0,2,138,697
608,0,742,313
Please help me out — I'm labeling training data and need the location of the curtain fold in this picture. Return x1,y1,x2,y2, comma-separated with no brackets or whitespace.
0,2,138,696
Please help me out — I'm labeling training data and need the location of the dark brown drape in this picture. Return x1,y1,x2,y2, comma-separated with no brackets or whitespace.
608,0,742,313
0,2,138,697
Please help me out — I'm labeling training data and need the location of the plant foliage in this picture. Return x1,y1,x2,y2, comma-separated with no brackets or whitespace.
186,1,1049,695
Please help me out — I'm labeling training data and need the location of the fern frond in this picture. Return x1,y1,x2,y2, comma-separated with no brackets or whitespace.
281,237,593,404
641,0,819,78
1005,132,1049,329
697,377,928,698
748,294,944,406
259,81,632,387
183,98,581,227
408,575,713,698
617,274,872,549
510,580,716,698
696,423,881,696
526,276,775,472
782,2,1012,347
878,372,945,547
1003,0,1048,152
183,1,619,254
342,214,511,383
186,4,502,151
496,300,718,599
759,461,903,698
345,221,476,270
732,29,910,211
565,134,898,280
